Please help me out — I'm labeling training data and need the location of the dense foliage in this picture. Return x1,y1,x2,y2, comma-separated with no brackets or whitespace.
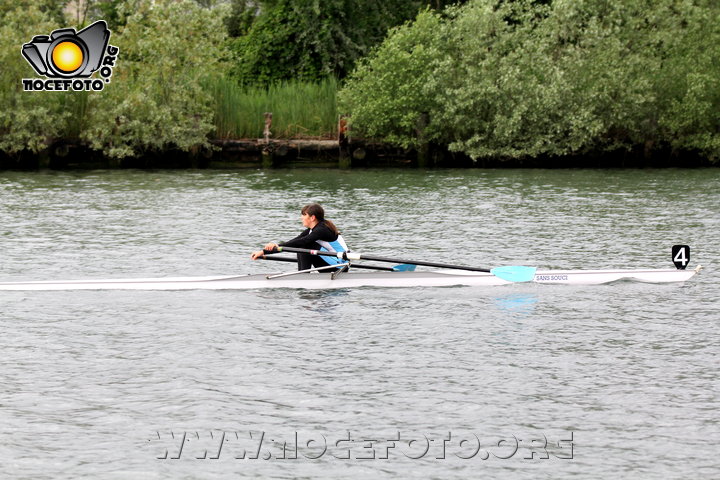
2,0,718,164
0,1,67,154
229,0,436,85
339,0,720,162
0,0,228,158
0,0,430,158
79,0,228,158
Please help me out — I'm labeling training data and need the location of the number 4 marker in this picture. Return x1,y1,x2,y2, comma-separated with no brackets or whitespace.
672,245,690,270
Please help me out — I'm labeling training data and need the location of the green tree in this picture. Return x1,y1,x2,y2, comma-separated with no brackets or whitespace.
91,0,126,30
230,0,434,85
338,10,446,148
79,0,230,158
655,0,720,161
340,0,720,162
431,0,558,158
225,0,260,37
0,1,66,155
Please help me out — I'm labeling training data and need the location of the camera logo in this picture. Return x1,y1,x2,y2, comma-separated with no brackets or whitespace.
21,20,119,92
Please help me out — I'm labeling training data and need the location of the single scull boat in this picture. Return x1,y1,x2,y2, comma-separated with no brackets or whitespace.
0,266,701,291
0,245,700,291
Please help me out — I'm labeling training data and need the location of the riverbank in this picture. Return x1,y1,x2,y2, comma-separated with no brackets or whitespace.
0,139,399,170
0,139,716,170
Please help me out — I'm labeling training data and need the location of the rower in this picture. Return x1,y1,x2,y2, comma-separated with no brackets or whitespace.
250,203,350,271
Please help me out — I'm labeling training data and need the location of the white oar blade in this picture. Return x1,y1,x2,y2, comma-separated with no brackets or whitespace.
490,266,537,283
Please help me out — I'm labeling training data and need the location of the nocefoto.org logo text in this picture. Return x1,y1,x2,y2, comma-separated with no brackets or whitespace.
21,20,119,92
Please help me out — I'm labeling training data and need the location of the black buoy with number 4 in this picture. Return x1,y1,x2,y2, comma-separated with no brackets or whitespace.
672,245,690,270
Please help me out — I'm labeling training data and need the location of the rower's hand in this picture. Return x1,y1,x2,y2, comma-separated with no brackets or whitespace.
250,243,279,260
264,242,278,251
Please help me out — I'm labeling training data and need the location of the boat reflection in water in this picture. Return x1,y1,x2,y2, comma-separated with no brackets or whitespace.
493,293,539,316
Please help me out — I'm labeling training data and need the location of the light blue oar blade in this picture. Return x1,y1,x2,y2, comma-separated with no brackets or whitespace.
392,264,417,272
490,266,537,283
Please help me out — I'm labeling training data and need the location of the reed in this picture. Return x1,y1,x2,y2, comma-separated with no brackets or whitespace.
57,91,89,141
209,77,338,140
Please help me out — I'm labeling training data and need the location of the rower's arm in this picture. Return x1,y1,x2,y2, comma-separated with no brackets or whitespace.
278,228,315,248
280,227,331,248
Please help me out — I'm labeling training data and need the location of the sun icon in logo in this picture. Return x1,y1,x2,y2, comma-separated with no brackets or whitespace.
51,41,84,73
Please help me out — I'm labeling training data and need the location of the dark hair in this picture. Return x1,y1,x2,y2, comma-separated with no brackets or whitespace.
301,203,339,236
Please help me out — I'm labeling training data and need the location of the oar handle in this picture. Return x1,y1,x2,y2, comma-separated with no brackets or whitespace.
266,246,347,258
270,246,491,273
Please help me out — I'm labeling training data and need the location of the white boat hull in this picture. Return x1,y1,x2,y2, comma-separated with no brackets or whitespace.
0,267,700,291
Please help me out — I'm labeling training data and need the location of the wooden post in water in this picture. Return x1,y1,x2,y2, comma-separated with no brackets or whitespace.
338,115,351,168
262,112,273,168
263,112,272,144
38,149,50,169
416,112,430,167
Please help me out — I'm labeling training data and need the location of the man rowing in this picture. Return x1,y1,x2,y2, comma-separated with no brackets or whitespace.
250,203,350,270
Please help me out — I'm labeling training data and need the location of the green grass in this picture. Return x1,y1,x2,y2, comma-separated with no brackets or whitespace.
209,77,338,139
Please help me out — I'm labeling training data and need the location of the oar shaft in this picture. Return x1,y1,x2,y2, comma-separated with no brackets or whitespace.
351,253,490,272
270,246,491,273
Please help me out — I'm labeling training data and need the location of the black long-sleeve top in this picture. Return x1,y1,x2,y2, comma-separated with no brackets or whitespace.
279,221,339,249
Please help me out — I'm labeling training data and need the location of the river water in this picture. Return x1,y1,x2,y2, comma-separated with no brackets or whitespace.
0,168,718,479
